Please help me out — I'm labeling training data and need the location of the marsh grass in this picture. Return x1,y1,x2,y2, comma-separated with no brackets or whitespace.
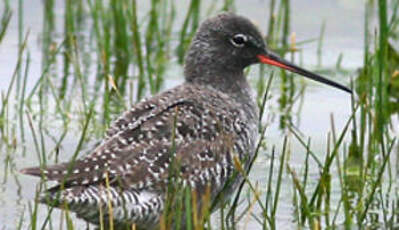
0,0,11,44
1,0,399,229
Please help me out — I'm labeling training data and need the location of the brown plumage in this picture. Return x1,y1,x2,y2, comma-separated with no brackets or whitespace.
21,12,351,229
22,83,258,228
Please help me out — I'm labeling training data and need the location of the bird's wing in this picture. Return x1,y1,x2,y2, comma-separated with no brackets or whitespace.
113,131,237,192
21,85,244,192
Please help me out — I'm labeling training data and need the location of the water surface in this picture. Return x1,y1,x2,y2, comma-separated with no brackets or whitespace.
0,1,368,229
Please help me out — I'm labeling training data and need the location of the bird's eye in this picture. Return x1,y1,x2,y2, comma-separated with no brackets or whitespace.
230,34,247,48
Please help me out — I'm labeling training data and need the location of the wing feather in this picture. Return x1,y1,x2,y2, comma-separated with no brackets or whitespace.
21,84,246,200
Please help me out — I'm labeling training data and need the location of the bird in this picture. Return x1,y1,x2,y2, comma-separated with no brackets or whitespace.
21,12,351,229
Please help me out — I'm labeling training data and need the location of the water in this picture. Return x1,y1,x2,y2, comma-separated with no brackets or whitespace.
0,0,371,229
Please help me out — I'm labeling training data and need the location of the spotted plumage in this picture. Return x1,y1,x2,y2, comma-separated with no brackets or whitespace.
21,11,351,230
23,80,258,228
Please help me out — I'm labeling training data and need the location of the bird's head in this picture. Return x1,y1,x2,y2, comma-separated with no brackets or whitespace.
184,12,351,94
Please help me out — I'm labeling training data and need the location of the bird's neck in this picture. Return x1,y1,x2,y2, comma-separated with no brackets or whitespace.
186,64,246,97
185,67,258,122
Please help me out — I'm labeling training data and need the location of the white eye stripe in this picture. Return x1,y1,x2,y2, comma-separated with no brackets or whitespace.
230,34,248,48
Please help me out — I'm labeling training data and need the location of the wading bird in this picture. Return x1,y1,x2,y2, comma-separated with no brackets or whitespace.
22,12,351,229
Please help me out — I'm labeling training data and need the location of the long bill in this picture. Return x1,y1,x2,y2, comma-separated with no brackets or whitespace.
257,52,352,94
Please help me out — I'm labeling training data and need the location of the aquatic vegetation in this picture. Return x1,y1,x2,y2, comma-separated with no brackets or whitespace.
0,0,398,229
